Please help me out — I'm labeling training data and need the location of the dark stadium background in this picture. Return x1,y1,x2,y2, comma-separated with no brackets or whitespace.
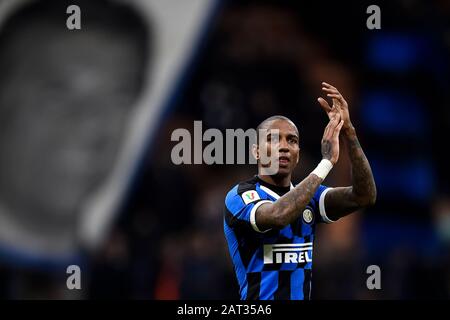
0,0,449,299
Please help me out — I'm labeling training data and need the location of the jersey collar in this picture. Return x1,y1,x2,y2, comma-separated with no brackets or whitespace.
254,175,294,198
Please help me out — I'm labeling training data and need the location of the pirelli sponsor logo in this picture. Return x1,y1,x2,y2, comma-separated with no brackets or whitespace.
263,242,313,264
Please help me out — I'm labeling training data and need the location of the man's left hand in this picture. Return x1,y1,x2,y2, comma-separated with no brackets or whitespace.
317,82,353,132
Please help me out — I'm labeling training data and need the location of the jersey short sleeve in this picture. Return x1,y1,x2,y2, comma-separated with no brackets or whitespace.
311,184,335,224
224,186,272,233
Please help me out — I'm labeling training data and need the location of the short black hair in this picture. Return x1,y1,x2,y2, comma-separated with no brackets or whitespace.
256,115,299,144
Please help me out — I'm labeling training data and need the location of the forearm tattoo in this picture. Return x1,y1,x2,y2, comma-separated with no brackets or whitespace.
274,174,323,225
321,140,332,160
345,127,377,204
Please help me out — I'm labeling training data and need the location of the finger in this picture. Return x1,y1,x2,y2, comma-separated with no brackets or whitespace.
322,82,337,91
329,96,345,110
322,82,337,90
317,97,332,115
322,87,339,94
330,113,340,122
330,101,343,114
323,126,330,139
333,120,344,137
327,92,347,104
323,119,332,137
323,117,336,138
326,116,340,138
330,99,342,111
333,113,342,127
327,93,343,100
329,121,342,141
331,115,341,130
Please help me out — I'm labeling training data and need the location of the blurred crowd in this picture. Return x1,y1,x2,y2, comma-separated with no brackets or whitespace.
1,0,450,299
110,0,450,299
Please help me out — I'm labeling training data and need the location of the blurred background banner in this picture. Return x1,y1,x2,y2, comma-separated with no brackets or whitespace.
0,0,449,299
0,0,218,267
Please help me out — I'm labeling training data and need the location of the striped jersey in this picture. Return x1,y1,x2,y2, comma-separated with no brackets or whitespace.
223,175,335,300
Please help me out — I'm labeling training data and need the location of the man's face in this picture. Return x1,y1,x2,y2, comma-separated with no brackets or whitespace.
0,10,146,254
257,119,300,177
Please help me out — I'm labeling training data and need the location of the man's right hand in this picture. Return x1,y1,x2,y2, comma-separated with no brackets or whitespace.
321,114,344,165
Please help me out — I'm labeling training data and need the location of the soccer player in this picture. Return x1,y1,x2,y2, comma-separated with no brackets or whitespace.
223,82,377,300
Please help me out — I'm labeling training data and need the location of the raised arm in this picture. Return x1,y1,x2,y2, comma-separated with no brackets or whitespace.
255,114,344,231
317,82,377,221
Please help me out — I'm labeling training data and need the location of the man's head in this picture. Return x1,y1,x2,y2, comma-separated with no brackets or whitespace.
252,115,300,178
0,0,149,257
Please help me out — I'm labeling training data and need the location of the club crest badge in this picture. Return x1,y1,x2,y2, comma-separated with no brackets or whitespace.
302,208,314,224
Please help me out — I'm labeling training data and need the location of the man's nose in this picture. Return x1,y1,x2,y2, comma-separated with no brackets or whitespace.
279,138,289,152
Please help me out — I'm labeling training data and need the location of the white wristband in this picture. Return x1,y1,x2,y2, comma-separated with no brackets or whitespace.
311,159,333,180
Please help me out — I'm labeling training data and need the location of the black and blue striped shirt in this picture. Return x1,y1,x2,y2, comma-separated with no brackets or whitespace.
223,175,334,300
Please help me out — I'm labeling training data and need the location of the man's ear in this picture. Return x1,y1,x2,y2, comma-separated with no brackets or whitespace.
296,148,300,165
251,144,259,161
